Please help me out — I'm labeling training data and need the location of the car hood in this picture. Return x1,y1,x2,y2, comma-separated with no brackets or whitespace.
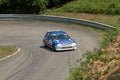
58,39,73,44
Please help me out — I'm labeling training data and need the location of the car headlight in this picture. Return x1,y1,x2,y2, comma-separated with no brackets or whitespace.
57,44,62,47
72,43,76,46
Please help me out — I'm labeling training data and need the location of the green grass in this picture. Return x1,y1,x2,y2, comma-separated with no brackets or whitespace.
45,0,120,15
44,12,120,29
0,46,18,59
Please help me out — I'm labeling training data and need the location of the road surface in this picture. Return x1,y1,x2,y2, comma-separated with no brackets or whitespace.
0,21,99,80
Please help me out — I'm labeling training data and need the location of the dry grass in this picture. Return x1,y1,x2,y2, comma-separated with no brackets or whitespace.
0,46,17,59
85,35,120,80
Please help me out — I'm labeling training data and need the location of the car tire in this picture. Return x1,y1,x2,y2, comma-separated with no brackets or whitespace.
52,45,56,52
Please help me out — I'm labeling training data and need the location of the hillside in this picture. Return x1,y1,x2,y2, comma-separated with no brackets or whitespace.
46,0,120,15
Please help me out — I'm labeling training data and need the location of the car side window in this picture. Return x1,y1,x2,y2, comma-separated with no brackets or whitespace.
45,32,50,37
48,33,52,39
45,32,52,39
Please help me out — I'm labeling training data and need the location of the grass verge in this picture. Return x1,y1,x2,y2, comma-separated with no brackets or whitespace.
0,46,18,59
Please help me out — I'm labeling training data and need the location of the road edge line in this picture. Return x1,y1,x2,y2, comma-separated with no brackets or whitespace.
0,47,20,61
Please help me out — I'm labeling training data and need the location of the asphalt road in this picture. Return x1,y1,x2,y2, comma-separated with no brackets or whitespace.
0,21,99,80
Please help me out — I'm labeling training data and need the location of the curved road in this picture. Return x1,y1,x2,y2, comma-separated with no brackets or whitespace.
0,21,99,80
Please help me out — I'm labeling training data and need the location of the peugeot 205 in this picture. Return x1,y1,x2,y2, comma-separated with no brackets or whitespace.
43,30,77,51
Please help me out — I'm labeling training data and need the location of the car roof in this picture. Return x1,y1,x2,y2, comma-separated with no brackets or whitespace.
48,30,67,35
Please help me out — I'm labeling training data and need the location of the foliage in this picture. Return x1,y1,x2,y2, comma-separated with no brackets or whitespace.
0,0,120,14
0,0,73,14
48,0,120,15
47,0,73,8
0,0,48,14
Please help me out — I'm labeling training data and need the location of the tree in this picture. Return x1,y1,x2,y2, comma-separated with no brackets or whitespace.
0,0,73,14
0,0,48,14
47,0,73,8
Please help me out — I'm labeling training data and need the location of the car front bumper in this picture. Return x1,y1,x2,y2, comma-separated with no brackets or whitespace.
55,45,77,51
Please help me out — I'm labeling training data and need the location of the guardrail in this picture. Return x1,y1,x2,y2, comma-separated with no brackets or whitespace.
0,14,117,30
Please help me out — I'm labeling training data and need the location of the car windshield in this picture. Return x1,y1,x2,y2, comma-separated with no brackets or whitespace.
52,34,70,39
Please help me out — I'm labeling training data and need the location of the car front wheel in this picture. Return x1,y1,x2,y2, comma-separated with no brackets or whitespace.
52,45,56,52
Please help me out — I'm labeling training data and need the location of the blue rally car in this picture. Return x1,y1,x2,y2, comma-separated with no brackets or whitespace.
43,30,77,51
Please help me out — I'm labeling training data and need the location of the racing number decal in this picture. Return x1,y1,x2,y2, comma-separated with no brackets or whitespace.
49,39,52,45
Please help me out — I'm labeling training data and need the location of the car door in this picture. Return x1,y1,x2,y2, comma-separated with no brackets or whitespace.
44,32,52,47
48,33,53,46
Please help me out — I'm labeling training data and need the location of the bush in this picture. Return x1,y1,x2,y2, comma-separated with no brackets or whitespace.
47,0,73,8
0,0,74,14
0,0,48,14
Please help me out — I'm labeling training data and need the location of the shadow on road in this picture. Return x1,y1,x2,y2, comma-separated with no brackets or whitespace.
39,46,74,53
